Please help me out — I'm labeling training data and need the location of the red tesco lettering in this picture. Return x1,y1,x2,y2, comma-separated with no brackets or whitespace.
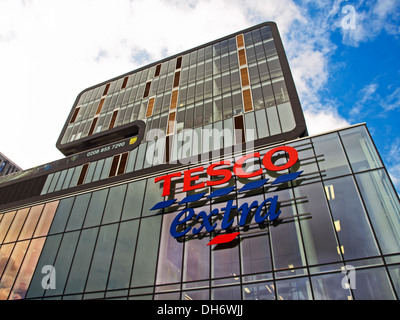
155,146,298,197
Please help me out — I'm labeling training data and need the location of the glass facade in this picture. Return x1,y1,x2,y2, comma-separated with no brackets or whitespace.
1,124,399,300
1,22,399,301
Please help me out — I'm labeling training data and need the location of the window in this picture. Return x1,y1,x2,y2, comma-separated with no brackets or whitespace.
154,64,161,77
121,76,129,89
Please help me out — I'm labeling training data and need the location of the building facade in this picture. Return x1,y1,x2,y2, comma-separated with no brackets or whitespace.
0,22,400,300
0,152,21,177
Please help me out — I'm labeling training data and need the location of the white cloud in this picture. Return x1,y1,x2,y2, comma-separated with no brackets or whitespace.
339,0,400,46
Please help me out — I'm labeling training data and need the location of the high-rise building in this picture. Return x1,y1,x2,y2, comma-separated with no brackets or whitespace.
0,152,21,177
0,22,399,301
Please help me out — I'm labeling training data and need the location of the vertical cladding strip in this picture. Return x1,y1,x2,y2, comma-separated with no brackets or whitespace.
237,34,253,112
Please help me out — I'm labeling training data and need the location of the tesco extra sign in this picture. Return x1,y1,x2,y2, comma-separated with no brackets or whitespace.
151,146,302,245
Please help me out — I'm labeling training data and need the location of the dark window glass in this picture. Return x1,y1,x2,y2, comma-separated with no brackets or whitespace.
25,234,62,298
102,184,127,224
356,169,400,254
108,220,139,290
325,176,380,259
64,227,98,294
84,189,108,228
44,231,80,297
352,267,395,300
131,215,162,287
276,277,312,300
295,183,340,267
48,197,74,234
66,193,91,231
85,224,118,292
311,272,351,300
243,281,275,300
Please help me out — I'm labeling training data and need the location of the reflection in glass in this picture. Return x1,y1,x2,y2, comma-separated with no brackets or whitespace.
294,183,340,266
0,211,15,244
312,133,351,179
108,220,139,290
269,188,306,273
352,267,395,300
85,224,118,292
18,205,43,240
10,238,46,300
4,208,29,243
311,272,351,300
325,176,380,260
356,170,400,255
64,227,98,294
212,285,241,300
276,277,311,300
0,240,29,300
240,232,272,275
34,201,59,238
340,126,382,172
243,281,275,300
156,214,183,285
131,215,162,287
45,231,79,296
183,236,210,283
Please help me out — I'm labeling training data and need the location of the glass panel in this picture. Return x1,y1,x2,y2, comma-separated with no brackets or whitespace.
4,208,29,243
294,183,341,267
340,126,382,172
0,240,29,299
142,177,164,215
182,289,209,300
211,286,241,300
156,213,183,285
131,215,162,287
64,227,98,294
312,132,351,179
9,238,46,300
266,106,281,135
34,201,59,238
352,267,395,300
0,243,14,280
84,189,108,228
25,234,63,299
85,224,118,292
388,265,400,297
211,241,240,280
18,205,44,240
121,179,146,220
243,281,275,300
325,176,380,260
255,109,269,138
0,211,16,244
356,170,400,254
102,184,127,224
108,220,139,290
311,272,351,300
276,277,312,300
66,193,90,231
269,188,306,274
240,232,272,275
183,236,210,283
44,231,80,297
277,102,295,132
48,197,74,234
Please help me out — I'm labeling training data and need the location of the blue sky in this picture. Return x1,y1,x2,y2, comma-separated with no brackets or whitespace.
0,0,399,191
